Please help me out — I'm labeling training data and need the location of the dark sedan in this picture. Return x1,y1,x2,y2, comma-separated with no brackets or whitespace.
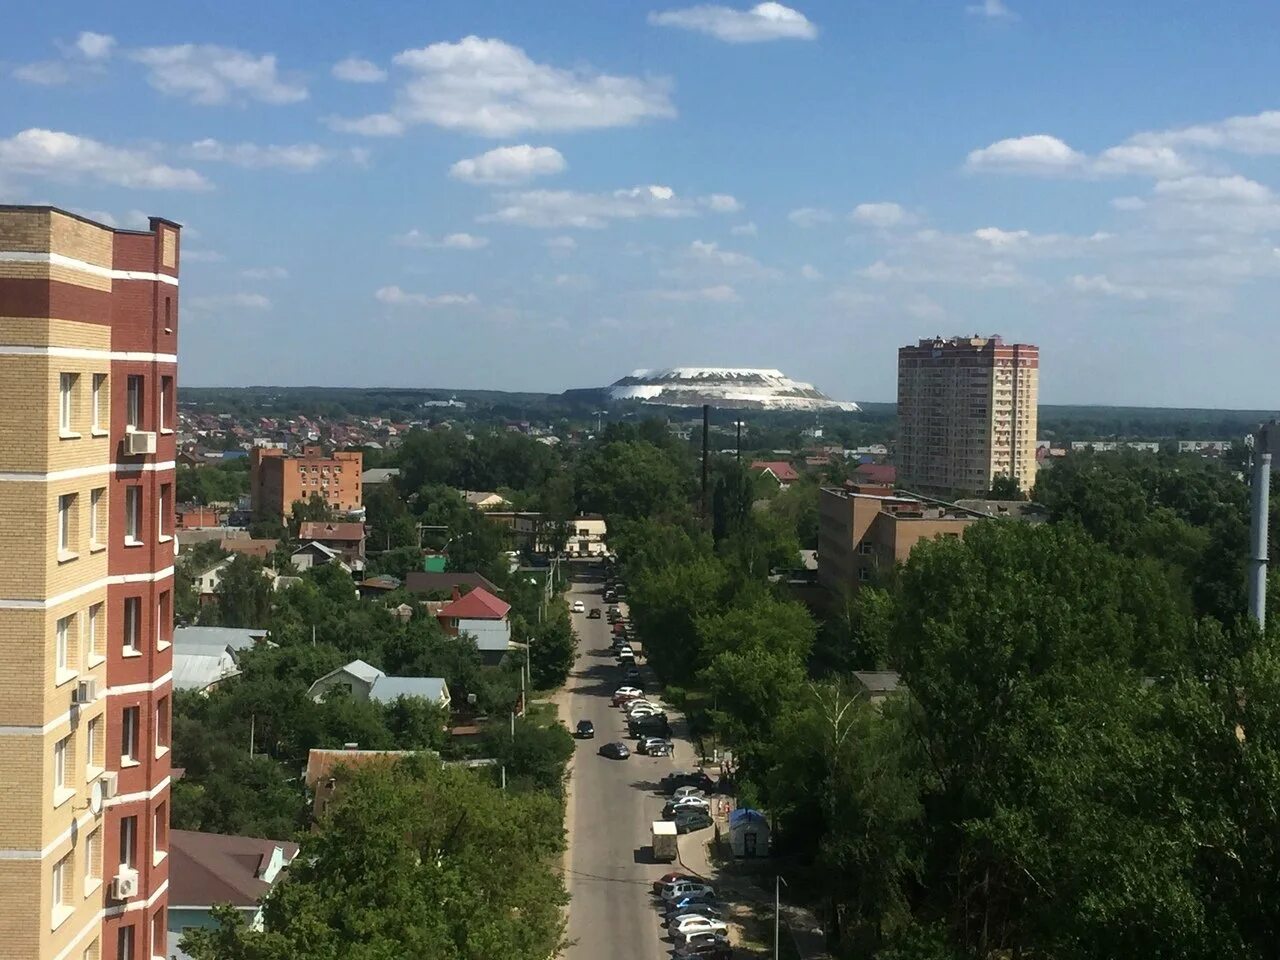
599,741,630,760
575,720,595,739
674,810,714,833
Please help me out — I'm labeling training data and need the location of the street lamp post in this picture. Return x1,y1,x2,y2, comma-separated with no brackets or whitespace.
775,874,788,959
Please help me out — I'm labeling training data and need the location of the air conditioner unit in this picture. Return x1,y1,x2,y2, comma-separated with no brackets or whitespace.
125,430,156,455
112,868,139,900
100,771,119,799
73,678,98,705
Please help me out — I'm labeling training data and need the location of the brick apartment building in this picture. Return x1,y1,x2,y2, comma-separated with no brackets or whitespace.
897,336,1039,496
0,206,177,960
249,445,363,520
817,483,976,599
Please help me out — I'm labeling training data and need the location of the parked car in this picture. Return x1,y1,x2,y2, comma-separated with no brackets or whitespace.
659,880,715,902
661,771,717,795
574,720,595,739
674,810,714,833
599,741,630,760
663,796,711,819
665,892,719,915
571,600,585,613
675,936,732,959
652,872,698,895
623,668,644,685
626,703,660,718
588,607,601,619
671,917,729,939
636,736,663,755
615,645,634,660
629,715,671,738
668,908,727,931
612,686,643,706
606,607,620,622
672,785,704,800
642,737,674,757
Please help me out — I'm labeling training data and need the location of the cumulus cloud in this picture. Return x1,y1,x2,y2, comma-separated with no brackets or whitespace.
652,284,740,302
75,31,116,60
731,221,758,236
1153,175,1273,205
449,145,566,185
129,43,307,105
394,230,490,250
1129,109,1280,156
850,202,913,228
13,30,117,84
648,3,817,42
1070,274,1149,300
788,206,833,227
966,0,1018,20
800,264,822,280
701,193,742,213
185,139,339,171
0,128,210,190
330,36,675,138
332,57,386,83
687,239,760,268
481,184,731,229
966,134,1085,174
13,62,73,85
374,285,478,306
240,266,288,279
1093,144,1193,178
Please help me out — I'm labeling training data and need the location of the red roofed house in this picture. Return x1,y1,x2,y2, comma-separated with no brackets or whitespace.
437,586,514,664
854,463,897,486
751,460,801,489
297,520,367,572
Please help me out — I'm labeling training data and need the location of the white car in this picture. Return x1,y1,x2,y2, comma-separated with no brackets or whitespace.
669,795,710,811
672,917,729,939
661,881,716,902
626,703,660,718
571,600,585,613
672,786,704,801
615,646,634,659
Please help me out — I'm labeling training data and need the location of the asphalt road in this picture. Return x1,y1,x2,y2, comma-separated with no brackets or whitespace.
563,573,680,960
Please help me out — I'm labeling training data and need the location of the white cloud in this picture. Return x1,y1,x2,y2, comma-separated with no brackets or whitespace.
129,44,307,105
1130,110,1280,156
800,264,822,280
185,139,336,171
905,293,946,320
332,36,675,138
966,0,1019,20
652,284,739,302
1111,196,1147,211
1093,144,1193,178
449,145,566,185
395,230,490,250
966,134,1085,174
850,201,913,228
730,221,758,236
182,249,225,263
788,206,833,227
1153,175,1273,205
188,292,272,310
972,226,1031,248
325,113,405,137
0,128,210,190
75,31,116,60
13,62,73,85
481,184,711,228
648,3,818,42
687,239,758,268
544,235,577,251
374,285,478,307
240,266,288,279
701,193,742,213
1070,274,1149,300
332,57,386,83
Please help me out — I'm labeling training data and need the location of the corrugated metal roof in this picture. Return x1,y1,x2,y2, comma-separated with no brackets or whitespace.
173,626,267,656
173,651,240,691
369,676,448,704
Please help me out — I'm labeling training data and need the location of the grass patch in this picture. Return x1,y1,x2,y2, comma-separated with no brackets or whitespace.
526,700,559,726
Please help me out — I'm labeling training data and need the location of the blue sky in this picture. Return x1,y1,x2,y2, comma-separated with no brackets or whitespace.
4,1,1280,408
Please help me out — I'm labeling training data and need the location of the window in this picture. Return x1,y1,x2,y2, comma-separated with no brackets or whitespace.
117,924,135,960
120,815,137,872
125,487,141,544
157,484,171,541
58,493,76,557
155,696,170,755
54,735,69,791
86,716,102,775
123,598,141,654
126,376,143,430
157,592,171,649
121,707,139,765
91,374,106,434
89,487,105,549
56,614,74,678
151,909,166,960
152,802,167,864
858,568,870,582
59,373,78,435
159,377,172,431
85,826,102,889
858,540,874,556
52,853,71,924
87,603,104,663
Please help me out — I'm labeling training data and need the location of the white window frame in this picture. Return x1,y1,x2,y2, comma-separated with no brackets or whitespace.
156,592,171,650
52,853,72,928
120,815,137,869
86,716,101,778
152,802,167,866
86,602,104,666
55,615,72,680
84,826,102,896
91,373,107,435
58,494,75,558
155,696,169,756
53,735,74,808
159,376,172,433
125,487,141,545
123,598,141,656
126,375,142,430
121,707,139,766
157,484,171,543
59,373,77,436
89,487,104,551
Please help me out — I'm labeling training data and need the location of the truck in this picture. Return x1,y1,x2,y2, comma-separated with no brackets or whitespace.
652,819,678,863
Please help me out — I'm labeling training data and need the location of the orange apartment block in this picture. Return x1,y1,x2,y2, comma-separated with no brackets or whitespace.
817,483,978,599
250,445,363,520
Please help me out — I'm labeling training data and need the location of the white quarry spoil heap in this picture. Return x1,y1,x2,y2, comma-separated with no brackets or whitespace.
607,367,859,412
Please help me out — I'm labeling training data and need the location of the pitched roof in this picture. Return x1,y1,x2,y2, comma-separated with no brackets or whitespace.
750,460,800,482
368,676,449,704
220,538,279,559
173,627,268,656
464,491,509,506
361,468,400,484
172,651,240,692
437,586,510,620
339,659,386,684
304,748,414,789
298,521,365,542
169,830,299,908
853,670,902,695
292,541,342,559
854,463,897,485
404,571,499,595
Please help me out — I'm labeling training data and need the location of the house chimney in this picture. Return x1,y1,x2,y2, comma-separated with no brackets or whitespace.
451,586,461,601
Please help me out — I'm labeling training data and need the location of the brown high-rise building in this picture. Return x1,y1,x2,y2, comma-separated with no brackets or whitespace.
250,445,363,520
896,336,1039,496
0,206,177,960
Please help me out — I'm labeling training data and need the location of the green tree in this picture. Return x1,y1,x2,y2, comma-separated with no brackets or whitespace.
210,554,273,627
576,439,692,522
527,612,576,690
987,473,1026,500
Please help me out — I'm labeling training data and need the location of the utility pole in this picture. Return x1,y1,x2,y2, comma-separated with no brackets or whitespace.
774,874,788,959
735,419,744,463
1248,450,1272,629
249,714,255,758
